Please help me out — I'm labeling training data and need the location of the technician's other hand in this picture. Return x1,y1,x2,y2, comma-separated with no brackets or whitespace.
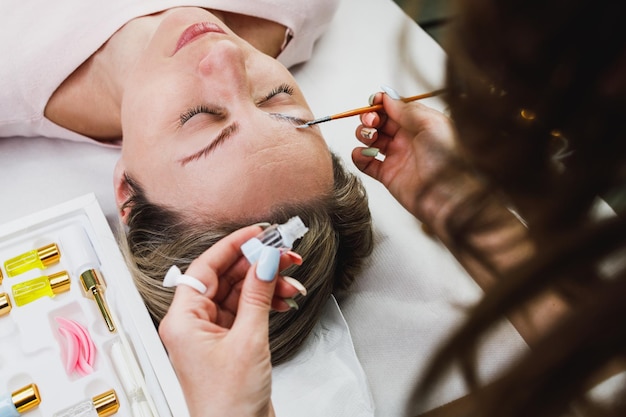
352,89,464,223
159,225,302,417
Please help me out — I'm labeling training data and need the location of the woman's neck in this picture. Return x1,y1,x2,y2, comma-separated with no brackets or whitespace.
44,8,287,143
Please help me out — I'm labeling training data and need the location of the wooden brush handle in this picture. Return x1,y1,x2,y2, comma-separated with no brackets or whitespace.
330,88,446,120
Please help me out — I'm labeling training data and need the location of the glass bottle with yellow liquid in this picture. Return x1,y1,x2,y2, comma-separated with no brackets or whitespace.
11,271,70,306
3,243,60,278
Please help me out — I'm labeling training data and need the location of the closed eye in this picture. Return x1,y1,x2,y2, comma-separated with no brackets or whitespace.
259,83,295,105
179,83,295,127
179,105,221,126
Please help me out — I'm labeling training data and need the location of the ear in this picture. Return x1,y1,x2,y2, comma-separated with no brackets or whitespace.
113,159,132,224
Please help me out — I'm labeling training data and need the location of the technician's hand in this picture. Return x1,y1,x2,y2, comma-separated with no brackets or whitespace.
351,89,471,224
159,225,303,417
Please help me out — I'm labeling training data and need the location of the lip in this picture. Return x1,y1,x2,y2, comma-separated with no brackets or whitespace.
173,22,226,55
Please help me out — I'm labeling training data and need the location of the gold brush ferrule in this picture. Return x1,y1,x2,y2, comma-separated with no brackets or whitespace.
80,268,116,333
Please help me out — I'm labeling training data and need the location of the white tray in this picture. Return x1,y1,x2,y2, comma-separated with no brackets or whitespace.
0,193,188,417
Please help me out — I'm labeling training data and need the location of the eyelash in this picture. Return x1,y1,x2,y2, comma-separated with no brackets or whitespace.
263,83,294,101
179,83,295,126
179,105,218,125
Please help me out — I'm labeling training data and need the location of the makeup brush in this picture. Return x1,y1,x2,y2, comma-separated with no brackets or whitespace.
296,88,446,128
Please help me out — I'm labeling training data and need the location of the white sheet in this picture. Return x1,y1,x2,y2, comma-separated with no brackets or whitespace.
272,296,375,417
0,0,529,415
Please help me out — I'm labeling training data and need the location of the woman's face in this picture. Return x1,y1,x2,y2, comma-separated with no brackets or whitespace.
116,7,333,222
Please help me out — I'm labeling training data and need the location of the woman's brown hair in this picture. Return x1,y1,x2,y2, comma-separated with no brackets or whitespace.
410,0,626,415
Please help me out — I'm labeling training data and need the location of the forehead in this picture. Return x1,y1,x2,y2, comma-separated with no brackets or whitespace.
121,104,332,215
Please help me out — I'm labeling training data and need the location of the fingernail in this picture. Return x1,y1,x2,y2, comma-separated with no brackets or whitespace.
368,93,377,106
361,127,377,140
283,276,307,296
285,251,303,266
251,222,271,228
283,298,299,310
361,147,379,157
381,84,401,100
362,112,377,126
256,246,280,282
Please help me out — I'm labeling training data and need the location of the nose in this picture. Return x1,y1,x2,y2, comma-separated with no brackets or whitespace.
197,39,248,91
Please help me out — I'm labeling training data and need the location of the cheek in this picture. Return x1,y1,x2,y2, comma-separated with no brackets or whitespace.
122,63,199,137
120,76,183,155
121,43,176,129
120,82,150,140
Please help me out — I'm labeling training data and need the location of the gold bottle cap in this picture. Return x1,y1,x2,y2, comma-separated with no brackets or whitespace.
0,292,12,316
49,270,71,295
37,243,61,267
93,389,119,417
12,383,41,413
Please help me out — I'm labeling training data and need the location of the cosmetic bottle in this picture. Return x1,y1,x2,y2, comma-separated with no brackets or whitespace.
0,383,40,417
241,216,309,264
60,226,116,332
4,243,60,278
11,271,70,306
52,389,119,417
0,293,12,317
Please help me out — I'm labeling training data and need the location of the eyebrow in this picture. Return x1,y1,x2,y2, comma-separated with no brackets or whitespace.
268,112,309,127
179,122,239,166
178,113,309,166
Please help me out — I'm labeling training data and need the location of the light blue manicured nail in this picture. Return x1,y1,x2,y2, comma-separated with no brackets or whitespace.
368,93,377,106
256,246,280,282
381,84,401,100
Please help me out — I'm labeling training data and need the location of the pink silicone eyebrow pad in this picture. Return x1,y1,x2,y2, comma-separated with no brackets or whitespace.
58,326,80,374
56,316,97,375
